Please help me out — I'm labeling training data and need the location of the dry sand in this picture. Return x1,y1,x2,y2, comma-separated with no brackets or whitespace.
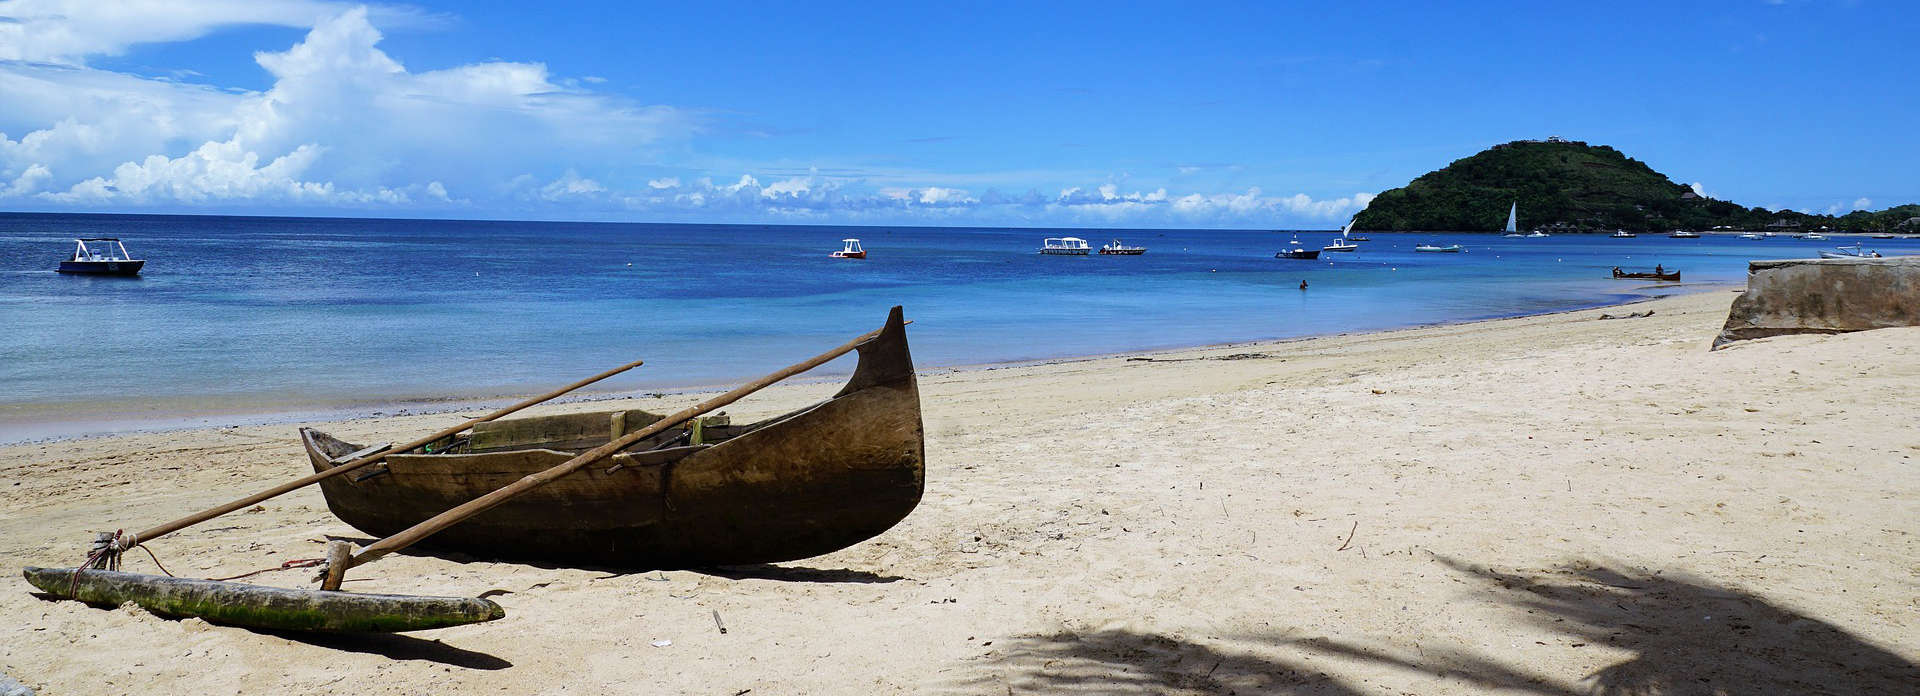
2,290,1915,694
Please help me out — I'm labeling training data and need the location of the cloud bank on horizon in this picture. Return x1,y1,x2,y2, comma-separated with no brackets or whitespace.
0,2,1373,226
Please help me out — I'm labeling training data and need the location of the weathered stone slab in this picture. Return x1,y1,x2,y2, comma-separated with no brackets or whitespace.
1714,256,1920,349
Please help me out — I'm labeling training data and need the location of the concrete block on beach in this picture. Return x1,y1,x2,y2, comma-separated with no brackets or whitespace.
1714,256,1920,349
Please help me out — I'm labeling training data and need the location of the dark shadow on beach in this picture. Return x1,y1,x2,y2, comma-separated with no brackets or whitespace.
24,589,511,670
269,631,512,670
324,534,900,584
1423,555,1918,695
948,557,1917,694
939,629,1366,695
1284,556,1918,695
695,563,904,584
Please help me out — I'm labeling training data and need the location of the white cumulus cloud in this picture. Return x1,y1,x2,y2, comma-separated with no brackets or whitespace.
2,6,693,208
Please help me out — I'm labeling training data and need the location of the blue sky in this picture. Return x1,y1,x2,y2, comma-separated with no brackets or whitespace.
1,1,1913,227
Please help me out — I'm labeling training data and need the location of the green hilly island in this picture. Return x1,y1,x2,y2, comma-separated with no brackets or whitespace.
1353,139,1919,233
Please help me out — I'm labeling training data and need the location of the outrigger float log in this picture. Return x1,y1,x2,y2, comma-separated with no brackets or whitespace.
25,308,919,633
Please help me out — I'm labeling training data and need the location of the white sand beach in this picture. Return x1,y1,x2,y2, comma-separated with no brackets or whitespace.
2,289,1915,694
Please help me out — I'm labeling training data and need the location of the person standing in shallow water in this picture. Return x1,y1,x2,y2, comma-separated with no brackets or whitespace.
1300,280,1308,290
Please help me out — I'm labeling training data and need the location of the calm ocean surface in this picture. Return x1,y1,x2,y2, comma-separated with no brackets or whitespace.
4,212,1914,441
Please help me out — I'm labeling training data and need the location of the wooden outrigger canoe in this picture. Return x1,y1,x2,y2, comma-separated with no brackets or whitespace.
22,567,501,632
299,306,924,568
24,308,921,632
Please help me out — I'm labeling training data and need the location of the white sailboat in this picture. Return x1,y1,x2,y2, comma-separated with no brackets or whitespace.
1501,202,1525,237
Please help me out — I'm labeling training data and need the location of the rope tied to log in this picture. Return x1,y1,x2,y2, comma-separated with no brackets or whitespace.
68,529,175,596
207,557,327,583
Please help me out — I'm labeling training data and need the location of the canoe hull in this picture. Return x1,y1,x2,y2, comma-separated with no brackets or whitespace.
303,307,925,568
23,567,502,633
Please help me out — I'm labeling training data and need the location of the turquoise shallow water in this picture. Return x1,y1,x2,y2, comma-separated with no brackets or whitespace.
3,212,1914,440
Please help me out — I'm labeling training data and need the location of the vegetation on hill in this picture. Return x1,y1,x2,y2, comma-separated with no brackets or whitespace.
1352,139,1917,233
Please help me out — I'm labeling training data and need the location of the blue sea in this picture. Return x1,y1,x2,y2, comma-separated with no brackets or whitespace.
4,212,1913,441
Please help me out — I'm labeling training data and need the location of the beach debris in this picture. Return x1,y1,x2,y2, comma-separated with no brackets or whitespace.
1126,352,1274,363
0,673,35,696
1336,521,1359,551
712,609,728,634
1597,310,1655,320
651,639,673,648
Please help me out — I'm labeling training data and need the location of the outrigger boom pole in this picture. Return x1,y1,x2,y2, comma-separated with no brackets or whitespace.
119,359,648,554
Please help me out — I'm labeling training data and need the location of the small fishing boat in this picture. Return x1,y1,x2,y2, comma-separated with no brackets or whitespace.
1322,219,1359,252
26,310,921,632
829,238,867,259
1500,202,1525,237
1414,243,1463,253
301,308,924,567
1738,232,1764,240
1803,233,1828,241
1276,238,1321,260
1871,233,1897,239
1668,230,1701,238
1610,229,1637,238
1611,266,1681,281
1526,229,1550,238
1819,244,1880,259
57,238,144,275
1039,237,1091,255
1099,239,1146,255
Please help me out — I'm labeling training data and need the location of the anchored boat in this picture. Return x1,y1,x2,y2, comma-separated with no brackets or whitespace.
57,238,144,275
1819,244,1880,259
1099,239,1146,255
1323,218,1358,252
1611,266,1681,281
1275,237,1321,260
1040,237,1092,255
829,238,867,259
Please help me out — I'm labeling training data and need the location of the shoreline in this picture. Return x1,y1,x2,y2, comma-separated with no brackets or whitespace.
0,282,1731,446
6,286,1915,694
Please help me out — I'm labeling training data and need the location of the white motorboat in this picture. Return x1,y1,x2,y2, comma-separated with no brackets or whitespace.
1039,237,1091,255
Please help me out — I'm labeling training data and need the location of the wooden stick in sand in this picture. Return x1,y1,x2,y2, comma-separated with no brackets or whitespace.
341,322,894,575
123,359,648,549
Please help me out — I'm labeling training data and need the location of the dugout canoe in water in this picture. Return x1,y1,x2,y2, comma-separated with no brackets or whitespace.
21,567,503,632
300,307,925,568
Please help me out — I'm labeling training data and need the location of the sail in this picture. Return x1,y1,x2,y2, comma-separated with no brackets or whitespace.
1342,216,1355,237
1504,202,1518,233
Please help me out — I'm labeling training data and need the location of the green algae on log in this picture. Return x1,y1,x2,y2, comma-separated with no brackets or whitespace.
23,567,504,632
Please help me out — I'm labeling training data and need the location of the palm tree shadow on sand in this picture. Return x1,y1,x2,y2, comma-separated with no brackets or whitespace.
942,556,1915,694
939,628,1368,695
1293,555,1918,695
